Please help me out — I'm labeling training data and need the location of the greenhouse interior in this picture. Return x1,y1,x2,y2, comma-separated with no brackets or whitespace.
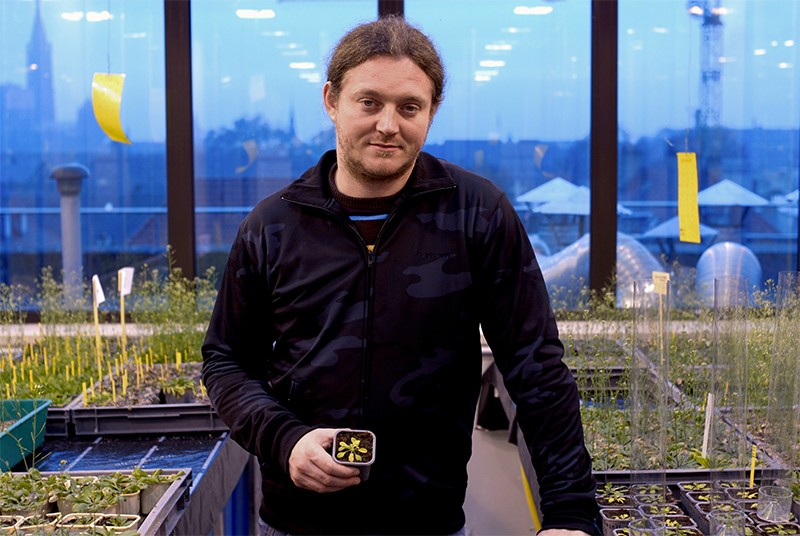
1,0,799,535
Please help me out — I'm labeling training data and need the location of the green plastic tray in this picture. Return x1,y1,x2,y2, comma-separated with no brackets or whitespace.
0,399,52,471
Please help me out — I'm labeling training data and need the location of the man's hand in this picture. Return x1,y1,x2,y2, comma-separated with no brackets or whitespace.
288,428,362,493
539,530,594,536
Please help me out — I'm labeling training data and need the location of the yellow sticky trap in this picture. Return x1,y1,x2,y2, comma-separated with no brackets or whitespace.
677,152,700,243
92,73,132,144
652,271,670,296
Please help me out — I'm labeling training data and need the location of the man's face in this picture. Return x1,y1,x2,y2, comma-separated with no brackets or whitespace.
323,56,436,193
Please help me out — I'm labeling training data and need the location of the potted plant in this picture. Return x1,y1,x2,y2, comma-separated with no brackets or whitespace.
597,482,633,508
632,483,674,501
758,522,800,535
639,504,683,517
599,507,642,536
159,375,197,404
331,429,375,480
54,512,103,533
45,471,97,515
94,513,141,533
727,487,760,501
69,484,118,515
96,473,142,516
664,529,703,536
635,492,677,506
0,469,51,517
14,512,59,534
131,467,185,514
678,481,712,492
716,480,751,490
691,502,741,535
686,490,727,504
662,516,698,530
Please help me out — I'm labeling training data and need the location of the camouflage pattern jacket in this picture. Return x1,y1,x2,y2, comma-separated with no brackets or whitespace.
202,150,598,535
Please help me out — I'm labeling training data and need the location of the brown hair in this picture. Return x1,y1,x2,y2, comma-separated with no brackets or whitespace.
326,15,445,110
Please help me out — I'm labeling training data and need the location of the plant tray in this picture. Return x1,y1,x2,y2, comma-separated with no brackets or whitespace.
30,467,191,536
0,399,51,471
66,398,228,436
45,405,71,437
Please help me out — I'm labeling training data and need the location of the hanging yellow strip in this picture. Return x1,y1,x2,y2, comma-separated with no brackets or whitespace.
677,152,701,243
91,73,132,144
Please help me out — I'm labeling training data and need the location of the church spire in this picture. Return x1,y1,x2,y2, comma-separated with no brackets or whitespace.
27,0,55,124
288,101,297,140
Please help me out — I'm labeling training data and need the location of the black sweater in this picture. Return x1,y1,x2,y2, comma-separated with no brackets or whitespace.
202,150,598,534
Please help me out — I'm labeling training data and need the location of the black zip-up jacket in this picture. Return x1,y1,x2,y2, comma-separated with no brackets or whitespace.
202,150,598,534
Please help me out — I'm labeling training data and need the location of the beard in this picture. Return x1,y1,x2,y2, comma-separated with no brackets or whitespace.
335,130,423,188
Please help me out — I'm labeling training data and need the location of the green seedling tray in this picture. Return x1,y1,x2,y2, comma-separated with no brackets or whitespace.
0,399,52,471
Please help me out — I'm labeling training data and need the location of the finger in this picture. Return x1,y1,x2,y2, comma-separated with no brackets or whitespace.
296,463,360,493
309,455,361,489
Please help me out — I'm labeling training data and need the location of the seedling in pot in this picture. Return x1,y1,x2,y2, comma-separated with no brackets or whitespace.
332,429,376,480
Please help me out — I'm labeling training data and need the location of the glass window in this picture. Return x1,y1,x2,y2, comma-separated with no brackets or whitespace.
619,0,799,303
406,0,592,301
192,0,374,275
0,0,167,297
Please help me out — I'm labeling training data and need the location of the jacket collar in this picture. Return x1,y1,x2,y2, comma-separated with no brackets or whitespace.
282,150,456,208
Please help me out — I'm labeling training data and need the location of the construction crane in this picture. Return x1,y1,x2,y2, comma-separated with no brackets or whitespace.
688,0,724,185
688,0,724,129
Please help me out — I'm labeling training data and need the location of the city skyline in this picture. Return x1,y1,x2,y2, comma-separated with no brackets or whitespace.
0,0,798,144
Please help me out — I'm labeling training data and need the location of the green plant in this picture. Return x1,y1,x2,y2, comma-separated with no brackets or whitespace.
689,448,711,468
160,375,196,399
130,467,184,487
665,529,701,536
36,266,90,328
761,524,800,535
729,488,758,499
97,472,143,496
97,514,139,527
130,248,217,364
595,482,631,506
336,436,368,463
0,468,50,515
640,504,681,516
16,512,58,529
56,512,100,526
680,481,711,492
631,483,665,496
608,512,635,520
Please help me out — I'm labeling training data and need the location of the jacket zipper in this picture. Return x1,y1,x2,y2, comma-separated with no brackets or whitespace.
282,197,375,421
283,185,456,422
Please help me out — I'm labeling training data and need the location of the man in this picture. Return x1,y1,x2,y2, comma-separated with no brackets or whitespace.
202,15,599,536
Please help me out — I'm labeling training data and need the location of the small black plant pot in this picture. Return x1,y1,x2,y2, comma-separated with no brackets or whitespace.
332,429,376,480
